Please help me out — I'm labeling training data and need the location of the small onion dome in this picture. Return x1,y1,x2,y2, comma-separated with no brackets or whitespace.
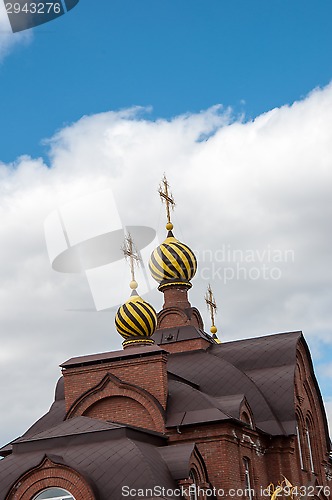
149,232,197,284
115,291,157,347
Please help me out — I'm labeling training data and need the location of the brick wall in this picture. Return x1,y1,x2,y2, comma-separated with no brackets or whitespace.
157,285,204,330
162,286,191,310
167,418,330,499
84,395,155,430
62,351,168,413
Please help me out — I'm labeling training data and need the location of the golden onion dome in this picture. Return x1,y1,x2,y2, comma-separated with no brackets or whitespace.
149,231,197,284
115,291,157,347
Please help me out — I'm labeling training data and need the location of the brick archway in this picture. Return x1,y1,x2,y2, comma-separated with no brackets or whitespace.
66,372,165,433
6,457,96,500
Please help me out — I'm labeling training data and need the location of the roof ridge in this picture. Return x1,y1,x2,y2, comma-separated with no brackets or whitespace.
14,416,123,443
221,330,302,346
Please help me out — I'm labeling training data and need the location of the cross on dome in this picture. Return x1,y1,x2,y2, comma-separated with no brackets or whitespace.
149,175,197,288
158,174,175,231
115,234,157,349
122,232,140,291
205,284,221,343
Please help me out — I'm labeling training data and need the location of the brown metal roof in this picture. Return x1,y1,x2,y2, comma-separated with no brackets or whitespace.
13,417,124,444
61,344,168,368
159,443,196,480
166,379,230,427
0,414,177,498
0,329,317,499
166,348,285,434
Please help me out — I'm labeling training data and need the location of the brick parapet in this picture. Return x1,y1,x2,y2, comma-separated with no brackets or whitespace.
62,351,168,413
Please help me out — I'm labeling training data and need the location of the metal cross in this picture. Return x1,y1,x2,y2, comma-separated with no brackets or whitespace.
122,233,140,283
205,284,217,327
158,174,175,225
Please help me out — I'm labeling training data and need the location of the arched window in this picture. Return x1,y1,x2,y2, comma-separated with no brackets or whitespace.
241,411,252,428
189,469,198,500
33,488,75,500
305,421,315,473
243,458,253,500
296,423,304,470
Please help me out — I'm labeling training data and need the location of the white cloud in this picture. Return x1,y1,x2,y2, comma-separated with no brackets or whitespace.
0,2,30,61
0,85,332,446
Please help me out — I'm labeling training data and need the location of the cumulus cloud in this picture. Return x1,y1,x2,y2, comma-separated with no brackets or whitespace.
0,85,332,446
0,2,30,61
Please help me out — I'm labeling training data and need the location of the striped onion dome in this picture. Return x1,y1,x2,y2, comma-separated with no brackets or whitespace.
149,232,197,285
115,291,157,347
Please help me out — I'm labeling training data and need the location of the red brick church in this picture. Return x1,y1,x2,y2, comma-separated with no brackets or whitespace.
0,179,331,500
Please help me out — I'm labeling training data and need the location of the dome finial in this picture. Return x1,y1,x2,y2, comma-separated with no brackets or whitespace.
205,284,221,344
115,234,157,349
149,175,197,288
158,174,175,232
122,232,139,292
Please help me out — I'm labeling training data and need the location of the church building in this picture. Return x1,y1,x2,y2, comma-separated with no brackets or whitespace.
0,178,331,500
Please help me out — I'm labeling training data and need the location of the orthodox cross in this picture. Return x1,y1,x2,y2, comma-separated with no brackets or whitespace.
122,233,140,290
158,174,175,229
205,284,218,334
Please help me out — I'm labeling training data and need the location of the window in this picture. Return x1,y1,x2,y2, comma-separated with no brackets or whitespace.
296,425,304,470
305,427,315,473
189,470,198,500
241,411,252,427
243,458,254,500
33,488,75,500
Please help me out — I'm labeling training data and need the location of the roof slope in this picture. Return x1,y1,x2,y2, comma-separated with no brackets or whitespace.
165,331,302,434
0,417,178,500
0,330,310,498
0,331,303,455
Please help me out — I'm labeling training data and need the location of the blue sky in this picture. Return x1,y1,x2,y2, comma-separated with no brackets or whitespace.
1,0,332,161
0,0,332,445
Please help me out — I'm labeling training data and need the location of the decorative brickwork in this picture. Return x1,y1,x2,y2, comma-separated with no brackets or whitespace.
84,395,154,428
6,457,95,500
66,372,165,433
167,417,331,500
158,307,204,330
293,339,331,488
157,286,204,330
